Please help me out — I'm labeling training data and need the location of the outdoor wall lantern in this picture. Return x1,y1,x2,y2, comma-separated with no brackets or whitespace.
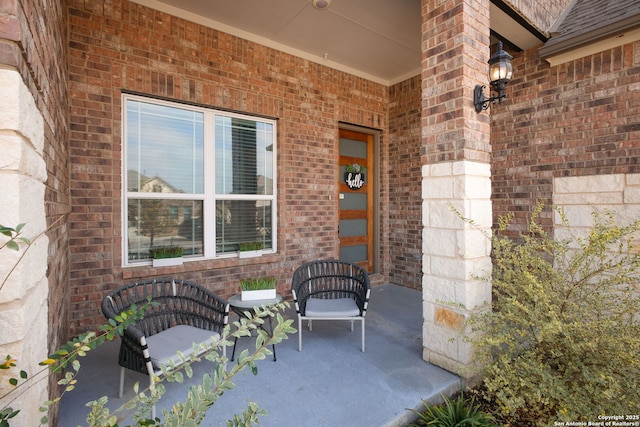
474,41,513,112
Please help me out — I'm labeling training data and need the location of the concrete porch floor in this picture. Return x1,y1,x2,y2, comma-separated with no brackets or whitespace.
59,284,461,426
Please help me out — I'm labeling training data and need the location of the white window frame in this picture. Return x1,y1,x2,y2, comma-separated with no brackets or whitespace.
122,93,278,266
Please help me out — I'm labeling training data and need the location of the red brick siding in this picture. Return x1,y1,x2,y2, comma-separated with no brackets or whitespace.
388,76,422,289
421,0,492,165
505,0,572,34
67,0,390,334
491,43,640,233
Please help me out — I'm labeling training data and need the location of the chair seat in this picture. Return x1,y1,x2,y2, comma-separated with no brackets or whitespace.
305,298,360,317
146,325,220,369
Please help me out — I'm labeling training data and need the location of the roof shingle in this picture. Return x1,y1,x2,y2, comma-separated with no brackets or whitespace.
540,0,640,56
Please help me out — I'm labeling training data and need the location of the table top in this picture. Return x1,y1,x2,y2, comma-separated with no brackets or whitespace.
228,293,282,309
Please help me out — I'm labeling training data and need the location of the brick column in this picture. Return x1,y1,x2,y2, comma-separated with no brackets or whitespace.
420,0,493,378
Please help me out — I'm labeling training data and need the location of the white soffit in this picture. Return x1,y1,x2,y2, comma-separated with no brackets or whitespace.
490,3,545,51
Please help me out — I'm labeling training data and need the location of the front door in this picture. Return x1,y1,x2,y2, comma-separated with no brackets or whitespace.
339,128,374,272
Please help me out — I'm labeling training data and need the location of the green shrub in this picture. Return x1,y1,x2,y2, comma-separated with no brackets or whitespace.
467,205,640,426
1,300,294,426
1,223,295,426
409,393,497,427
0,223,30,251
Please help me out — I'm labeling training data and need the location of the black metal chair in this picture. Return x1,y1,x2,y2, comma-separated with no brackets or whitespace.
291,260,371,352
101,278,229,417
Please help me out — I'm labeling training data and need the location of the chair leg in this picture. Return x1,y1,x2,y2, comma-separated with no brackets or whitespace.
141,337,157,420
350,319,354,332
118,367,125,398
150,376,156,419
361,318,365,352
298,316,303,351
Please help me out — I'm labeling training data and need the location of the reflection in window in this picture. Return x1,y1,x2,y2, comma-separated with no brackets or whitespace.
123,95,277,264
215,117,274,195
127,101,204,194
127,199,203,260
216,200,272,253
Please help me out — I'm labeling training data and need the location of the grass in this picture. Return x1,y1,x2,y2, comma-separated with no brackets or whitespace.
239,277,276,291
149,246,183,259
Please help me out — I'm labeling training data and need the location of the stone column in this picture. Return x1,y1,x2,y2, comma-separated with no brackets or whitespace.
0,69,49,426
420,0,493,378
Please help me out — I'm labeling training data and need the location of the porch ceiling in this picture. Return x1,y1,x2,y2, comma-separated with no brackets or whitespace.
132,0,546,85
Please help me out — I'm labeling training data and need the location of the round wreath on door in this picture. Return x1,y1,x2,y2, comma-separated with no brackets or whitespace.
345,163,366,190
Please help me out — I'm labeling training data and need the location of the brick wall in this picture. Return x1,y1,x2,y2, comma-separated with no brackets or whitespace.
504,0,572,33
0,0,70,424
67,0,391,334
491,42,640,234
388,76,422,289
420,0,492,165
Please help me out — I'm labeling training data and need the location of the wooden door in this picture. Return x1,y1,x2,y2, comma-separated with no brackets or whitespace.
338,129,374,272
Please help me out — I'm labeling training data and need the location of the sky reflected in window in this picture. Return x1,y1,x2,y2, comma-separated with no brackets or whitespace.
127,100,204,194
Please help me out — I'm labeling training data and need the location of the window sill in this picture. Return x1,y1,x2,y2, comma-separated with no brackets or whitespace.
121,252,283,281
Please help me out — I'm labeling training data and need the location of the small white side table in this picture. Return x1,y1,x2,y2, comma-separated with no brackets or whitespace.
228,294,283,362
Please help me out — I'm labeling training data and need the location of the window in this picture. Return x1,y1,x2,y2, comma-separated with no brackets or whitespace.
123,94,276,264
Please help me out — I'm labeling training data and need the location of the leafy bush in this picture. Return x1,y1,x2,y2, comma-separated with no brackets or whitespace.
1,301,149,426
409,393,497,427
467,205,640,425
1,300,294,426
1,222,295,426
0,223,30,251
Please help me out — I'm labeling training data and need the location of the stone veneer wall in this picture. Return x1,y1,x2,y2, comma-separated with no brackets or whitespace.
421,161,493,375
0,0,69,424
0,70,49,427
554,174,640,242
